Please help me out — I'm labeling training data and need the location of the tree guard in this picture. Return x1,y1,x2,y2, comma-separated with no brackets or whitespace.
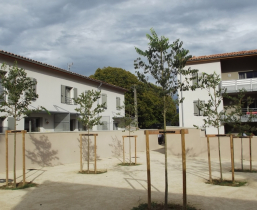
79,133,98,174
144,129,188,210
206,134,235,182
122,135,137,164
5,130,27,187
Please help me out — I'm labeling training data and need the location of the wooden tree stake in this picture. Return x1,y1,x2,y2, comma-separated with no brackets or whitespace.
230,134,234,182
22,130,26,186
94,135,97,174
207,136,212,183
135,137,137,165
145,130,151,209
249,137,252,172
181,129,187,210
5,130,8,186
80,134,82,172
123,136,125,164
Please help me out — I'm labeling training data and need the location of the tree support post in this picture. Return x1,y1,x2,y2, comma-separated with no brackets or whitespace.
123,136,125,164
80,134,82,172
122,135,137,164
207,136,212,183
5,130,27,187
5,130,8,186
181,129,187,210
144,129,188,210
145,130,151,209
94,135,97,174
22,130,26,186
249,136,252,172
230,134,234,182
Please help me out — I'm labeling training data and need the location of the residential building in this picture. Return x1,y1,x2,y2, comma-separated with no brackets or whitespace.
179,49,257,134
0,50,126,133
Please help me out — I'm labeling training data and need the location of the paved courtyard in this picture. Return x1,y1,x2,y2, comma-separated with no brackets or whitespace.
0,149,257,210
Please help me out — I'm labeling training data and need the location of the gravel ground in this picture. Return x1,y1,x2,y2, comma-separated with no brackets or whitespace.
0,150,257,210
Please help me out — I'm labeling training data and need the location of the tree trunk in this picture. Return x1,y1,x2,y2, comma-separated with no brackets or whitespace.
241,137,243,170
164,96,168,209
218,129,223,180
13,115,16,188
88,128,90,174
129,125,131,165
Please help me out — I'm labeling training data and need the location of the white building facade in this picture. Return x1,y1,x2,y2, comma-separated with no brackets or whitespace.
179,49,257,135
0,50,126,133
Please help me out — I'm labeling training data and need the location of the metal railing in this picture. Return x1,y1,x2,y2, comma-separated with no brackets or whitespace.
221,78,257,93
240,108,257,122
65,97,74,105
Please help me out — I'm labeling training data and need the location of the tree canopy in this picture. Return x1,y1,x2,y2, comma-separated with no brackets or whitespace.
90,66,178,128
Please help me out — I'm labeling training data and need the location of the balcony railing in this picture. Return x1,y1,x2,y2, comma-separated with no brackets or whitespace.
221,78,257,93
240,108,257,122
65,97,74,105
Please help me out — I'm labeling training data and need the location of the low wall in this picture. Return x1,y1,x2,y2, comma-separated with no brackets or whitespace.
0,130,161,173
1,128,256,173
166,128,257,163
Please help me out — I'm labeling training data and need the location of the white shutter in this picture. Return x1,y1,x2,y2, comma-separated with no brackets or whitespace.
192,73,198,85
102,94,107,109
199,100,205,116
61,85,66,103
193,100,199,116
73,88,77,105
116,97,120,109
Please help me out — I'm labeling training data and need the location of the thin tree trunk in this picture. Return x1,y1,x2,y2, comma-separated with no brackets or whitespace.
241,137,243,170
129,125,131,165
218,129,223,180
13,115,16,188
164,96,168,209
88,128,90,174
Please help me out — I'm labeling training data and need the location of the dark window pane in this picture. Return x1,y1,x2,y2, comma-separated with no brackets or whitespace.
239,72,245,79
246,72,253,78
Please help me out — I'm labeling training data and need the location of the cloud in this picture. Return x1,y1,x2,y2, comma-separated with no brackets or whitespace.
0,0,256,77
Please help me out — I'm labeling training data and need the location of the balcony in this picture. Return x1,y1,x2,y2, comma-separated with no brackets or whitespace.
221,78,257,93
241,108,257,122
65,97,74,105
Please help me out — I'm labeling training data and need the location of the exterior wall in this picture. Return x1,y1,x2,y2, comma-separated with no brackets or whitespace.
221,56,257,81
0,56,125,132
0,130,161,173
1,128,256,173
179,61,225,134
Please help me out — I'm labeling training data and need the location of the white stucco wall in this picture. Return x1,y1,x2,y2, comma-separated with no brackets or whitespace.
0,58,125,132
179,61,225,134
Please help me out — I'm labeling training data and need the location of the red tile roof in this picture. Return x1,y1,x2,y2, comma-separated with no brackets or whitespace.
0,49,127,92
188,49,257,62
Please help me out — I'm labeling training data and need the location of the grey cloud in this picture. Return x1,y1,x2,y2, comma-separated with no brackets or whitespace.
0,0,256,78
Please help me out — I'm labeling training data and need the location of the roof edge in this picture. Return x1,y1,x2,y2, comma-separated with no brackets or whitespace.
0,50,128,92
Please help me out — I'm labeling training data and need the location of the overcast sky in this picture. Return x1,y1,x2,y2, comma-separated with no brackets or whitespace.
0,0,257,77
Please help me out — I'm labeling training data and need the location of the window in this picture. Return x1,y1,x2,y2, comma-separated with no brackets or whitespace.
61,85,77,105
193,99,205,116
192,72,203,86
239,71,257,79
25,77,37,101
116,97,120,110
102,93,107,109
97,116,110,130
0,77,5,103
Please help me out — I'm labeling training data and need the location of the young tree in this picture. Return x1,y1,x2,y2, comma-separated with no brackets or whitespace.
196,72,226,180
134,28,197,208
113,103,137,165
74,90,105,173
224,89,256,170
0,61,47,188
